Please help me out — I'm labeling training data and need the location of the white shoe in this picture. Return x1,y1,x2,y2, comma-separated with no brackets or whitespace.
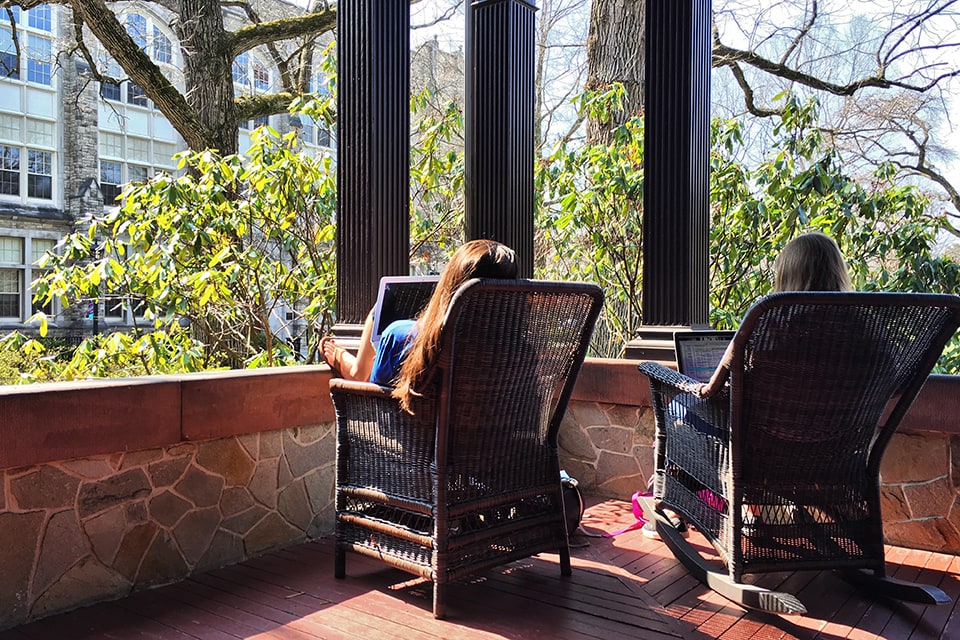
641,520,661,540
642,512,690,540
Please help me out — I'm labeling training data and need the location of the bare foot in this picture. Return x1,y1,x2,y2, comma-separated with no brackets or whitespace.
321,337,345,377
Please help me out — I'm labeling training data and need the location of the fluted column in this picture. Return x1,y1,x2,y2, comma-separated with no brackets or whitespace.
335,0,411,329
464,0,536,277
627,0,712,358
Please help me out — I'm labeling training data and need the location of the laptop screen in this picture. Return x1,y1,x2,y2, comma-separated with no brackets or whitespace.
371,276,440,344
673,331,736,384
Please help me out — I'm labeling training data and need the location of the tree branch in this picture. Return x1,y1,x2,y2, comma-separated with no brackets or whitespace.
228,9,335,58
67,0,213,150
713,37,960,97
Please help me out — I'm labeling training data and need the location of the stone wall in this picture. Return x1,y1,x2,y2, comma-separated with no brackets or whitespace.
0,425,334,629
0,367,336,631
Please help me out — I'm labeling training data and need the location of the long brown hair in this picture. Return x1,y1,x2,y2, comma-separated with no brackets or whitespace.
392,239,518,412
774,232,853,292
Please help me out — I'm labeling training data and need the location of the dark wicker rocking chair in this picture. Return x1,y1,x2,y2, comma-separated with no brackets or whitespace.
331,278,603,618
638,292,960,615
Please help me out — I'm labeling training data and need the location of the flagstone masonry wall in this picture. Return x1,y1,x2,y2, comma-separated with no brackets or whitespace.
0,367,336,630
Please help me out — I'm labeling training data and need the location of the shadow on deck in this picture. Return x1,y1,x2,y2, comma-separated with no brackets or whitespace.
2,497,957,640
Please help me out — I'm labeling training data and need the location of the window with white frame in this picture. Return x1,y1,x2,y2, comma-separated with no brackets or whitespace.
100,160,122,204
0,112,56,203
99,13,179,110
0,236,22,318
97,11,181,208
0,234,58,321
153,26,171,64
0,5,52,85
0,5,57,206
1,25,19,79
30,237,54,315
98,132,174,207
234,51,279,141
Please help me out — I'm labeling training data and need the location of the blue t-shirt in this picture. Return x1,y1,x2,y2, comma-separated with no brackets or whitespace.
370,319,417,386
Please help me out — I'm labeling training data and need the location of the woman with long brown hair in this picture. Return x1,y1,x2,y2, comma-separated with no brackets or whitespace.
322,240,518,409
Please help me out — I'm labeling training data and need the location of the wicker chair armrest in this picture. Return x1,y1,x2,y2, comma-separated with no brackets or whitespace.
330,377,437,503
329,378,394,398
638,362,704,396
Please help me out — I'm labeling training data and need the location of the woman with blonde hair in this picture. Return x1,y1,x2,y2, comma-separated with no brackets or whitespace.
646,230,854,539
322,239,518,409
699,230,852,397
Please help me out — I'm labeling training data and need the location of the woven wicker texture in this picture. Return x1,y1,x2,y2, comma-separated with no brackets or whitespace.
640,292,960,583
331,278,603,617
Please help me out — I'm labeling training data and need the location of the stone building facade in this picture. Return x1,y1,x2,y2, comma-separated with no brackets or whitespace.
0,2,333,341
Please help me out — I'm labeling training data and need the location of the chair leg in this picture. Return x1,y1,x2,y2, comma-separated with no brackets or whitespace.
433,583,446,619
334,545,345,579
637,495,807,615
839,569,951,606
560,543,572,576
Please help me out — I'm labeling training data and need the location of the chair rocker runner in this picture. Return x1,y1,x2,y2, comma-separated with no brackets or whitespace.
331,278,603,619
639,291,960,615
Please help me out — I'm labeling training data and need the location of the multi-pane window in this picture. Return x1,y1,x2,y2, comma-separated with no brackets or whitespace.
0,268,20,317
99,130,162,207
129,165,148,184
253,115,269,129
28,5,52,31
126,81,148,107
30,237,54,315
154,142,176,166
1,28,19,79
27,150,51,199
127,136,150,163
104,295,146,321
1,4,52,85
99,56,122,100
233,52,249,87
0,146,18,195
126,14,148,49
101,80,121,101
26,34,51,85
253,61,269,91
100,161,123,204
153,27,171,64
0,236,22,318
317,124,332,148
27,119,54,147
0,143,54,200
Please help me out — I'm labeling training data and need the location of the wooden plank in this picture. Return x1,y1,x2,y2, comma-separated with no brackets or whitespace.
161,578,320,640
193,566,443,640
113,591,248,640
9,600,196,640
3,501,960,640
844,545,912,640
908,551,959,640
876,548,933,639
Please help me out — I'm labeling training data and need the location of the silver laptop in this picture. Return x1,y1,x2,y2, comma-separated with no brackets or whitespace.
371,276,440,344
673,330,736,383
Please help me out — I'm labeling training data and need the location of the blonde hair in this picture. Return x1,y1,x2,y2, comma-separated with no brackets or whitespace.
392,239,518,412
774,232,853,293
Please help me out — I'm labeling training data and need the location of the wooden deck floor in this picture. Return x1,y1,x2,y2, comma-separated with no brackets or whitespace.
2,497,958,640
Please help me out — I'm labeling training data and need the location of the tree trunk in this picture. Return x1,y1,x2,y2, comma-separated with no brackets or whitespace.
177,0,239,155
585,0,645,144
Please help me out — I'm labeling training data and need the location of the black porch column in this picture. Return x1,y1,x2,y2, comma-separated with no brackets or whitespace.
627,0,712,359
335,0,411,331
464,0,536,277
